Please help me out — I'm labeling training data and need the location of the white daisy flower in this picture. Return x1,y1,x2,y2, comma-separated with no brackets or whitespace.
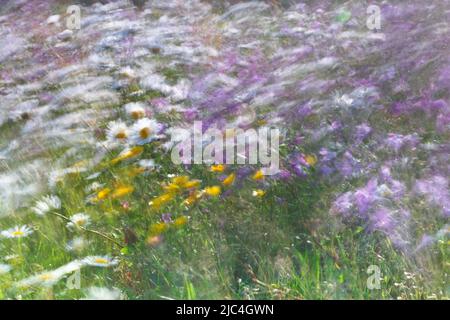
66,213,91,229
118,66,136,79
82,255,118,267
85,182,105,192
83,286,124,300
124,102,146,120
18,271,61,288
86,172,101,180
106,121,129,145
17,260,83,288
130,118,162,145
0,263,12,275
138,159,156,169
31,195,61,216
66,237,89,252
1,225,33,238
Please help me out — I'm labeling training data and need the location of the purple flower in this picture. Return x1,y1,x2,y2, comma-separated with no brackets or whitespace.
337,151,360,178
183,108,198,121
415,235,435,253
161,213,172,223
319,148,337,162
430,99,448,111
415,175,450,217
275,169,292,181
236,167,253,179
296,102,312,118
389,180,406,199
390,102,410,115
385,133,419,152
354,179,378,215
437,66,450,90
320,165,334,176
370,207,395,233
436,113,450,133
380,166,392,182
289,153,311,177
292,164,308,177
354,123,372,142
332,192,353,216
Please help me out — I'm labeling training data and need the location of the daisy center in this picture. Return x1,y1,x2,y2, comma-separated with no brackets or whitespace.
75,219,86,226
12,231,24,237
115,131,127,139
131,111,144,119
39,273,53,281
139,127,151,139
94,258,108,264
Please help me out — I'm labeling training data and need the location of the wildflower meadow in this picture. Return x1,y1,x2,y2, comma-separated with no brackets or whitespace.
0,0,448,300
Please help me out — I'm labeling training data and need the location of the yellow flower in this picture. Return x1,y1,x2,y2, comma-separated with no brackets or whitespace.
149,193,174,209
111,185,134,199
171,175,190,186
97,188,111,201
149,222,169,236
204,186,221,197
183,179,201,189
164,176,200,192
252,169,264,181
305,154,317,166
163,183,182,193
210,164,225,172
252,189,266,197
222,173,236,186
111,146,144,164
128,166,146,177
173,216,188,227
183,191,202,206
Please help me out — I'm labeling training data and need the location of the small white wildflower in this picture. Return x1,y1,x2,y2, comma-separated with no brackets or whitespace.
124,102,146,120
16,260,83,288
130,118,162,145
106,121,129,145
1,225,33,238
31,195,61,216
85,182,105,192
66,213,91,229
138,159,155,169
86,172,101,180
66,237,89,252
82,256,118,267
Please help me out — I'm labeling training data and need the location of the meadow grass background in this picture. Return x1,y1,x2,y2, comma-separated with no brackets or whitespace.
0,0,449,300
0,136,446,299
